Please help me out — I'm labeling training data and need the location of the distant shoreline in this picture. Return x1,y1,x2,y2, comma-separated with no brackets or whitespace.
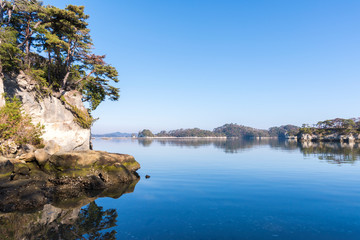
92,136,281,140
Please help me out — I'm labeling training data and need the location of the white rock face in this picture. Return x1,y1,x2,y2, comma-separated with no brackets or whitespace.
0,72,90,151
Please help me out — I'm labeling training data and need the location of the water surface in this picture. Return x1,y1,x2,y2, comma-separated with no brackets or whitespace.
2,138,360,239
93,138,360,240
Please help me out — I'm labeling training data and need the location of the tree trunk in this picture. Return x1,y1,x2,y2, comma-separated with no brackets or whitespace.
48,51,51,84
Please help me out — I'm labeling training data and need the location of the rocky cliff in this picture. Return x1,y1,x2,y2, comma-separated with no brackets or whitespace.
0,72,90,151
298,133,360,142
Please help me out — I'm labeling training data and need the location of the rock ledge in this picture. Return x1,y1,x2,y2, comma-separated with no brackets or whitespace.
0,150,140,212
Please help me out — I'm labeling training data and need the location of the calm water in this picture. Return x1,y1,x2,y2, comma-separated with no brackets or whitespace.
92,138,360,240
2,138,360,239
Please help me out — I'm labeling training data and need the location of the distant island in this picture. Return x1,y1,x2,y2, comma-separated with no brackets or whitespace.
137,124,299,138
298,118,360,142
134,118,360,142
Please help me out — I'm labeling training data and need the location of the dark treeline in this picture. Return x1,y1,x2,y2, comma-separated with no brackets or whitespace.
299,118,360,135
138,118,360,139
138,123,300,138
157,128,225,138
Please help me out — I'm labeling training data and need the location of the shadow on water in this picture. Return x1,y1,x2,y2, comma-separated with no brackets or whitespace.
0,179,139,240
138,138,360,164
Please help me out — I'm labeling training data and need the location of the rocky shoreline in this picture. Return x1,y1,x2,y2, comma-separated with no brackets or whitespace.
288,133,360,142
0,141,140,212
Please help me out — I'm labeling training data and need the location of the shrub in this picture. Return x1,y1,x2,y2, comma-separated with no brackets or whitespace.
60,96,94,129
0,96,43,149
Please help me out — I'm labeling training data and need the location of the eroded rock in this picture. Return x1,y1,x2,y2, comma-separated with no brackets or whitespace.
0,157,13,178
19,152,35,162
0,150,140,213
34,149,50,165
44,140,61,155
1,73,91,152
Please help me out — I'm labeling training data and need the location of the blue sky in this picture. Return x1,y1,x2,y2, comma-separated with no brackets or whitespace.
45,0,360,134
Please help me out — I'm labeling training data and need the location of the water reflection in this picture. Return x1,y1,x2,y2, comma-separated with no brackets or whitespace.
299,141,360,164
0,180,138,240
138,138,360,163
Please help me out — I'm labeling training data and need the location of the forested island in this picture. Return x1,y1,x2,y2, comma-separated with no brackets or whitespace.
137,124,299,138
136,118,360,142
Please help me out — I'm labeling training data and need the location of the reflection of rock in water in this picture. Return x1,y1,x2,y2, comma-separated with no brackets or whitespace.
0,180,138,239
299,142,360,164
0,178,138,212
0,151,140,213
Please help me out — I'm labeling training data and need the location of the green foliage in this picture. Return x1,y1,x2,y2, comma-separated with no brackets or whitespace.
269,125,300,138
299,124,313,134
138,129,155,138
0,96,43,147
60,96,94,129
1,0,119,111
214,123,269,138
0,27,24,72
70,104,94,129
26,68,47,87
75,201,118,239
153,124,300,138
156,128,225,137
299,118,360,136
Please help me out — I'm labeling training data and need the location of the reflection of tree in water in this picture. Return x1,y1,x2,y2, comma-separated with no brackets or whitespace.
299,142,360,164
75,201,118,240
0,201,118,240
268,139,299,151
213,139,258,153
138,138,154,147
138,138,291,153
157,139,216,148
141,138,289,153
137,138,360,164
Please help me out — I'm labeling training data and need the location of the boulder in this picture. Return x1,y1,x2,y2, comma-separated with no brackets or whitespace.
47,150,140,184
0,157,14,176
49,151,139,170
34,149,50,165
14,163,30,176
44,140,61,155
22,144,36,153
19,152,35,162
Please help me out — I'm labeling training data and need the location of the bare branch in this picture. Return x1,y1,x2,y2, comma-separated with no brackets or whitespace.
73,69,95,86
17,21,42,48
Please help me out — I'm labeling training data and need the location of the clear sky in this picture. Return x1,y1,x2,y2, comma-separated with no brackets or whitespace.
45,0,360,134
